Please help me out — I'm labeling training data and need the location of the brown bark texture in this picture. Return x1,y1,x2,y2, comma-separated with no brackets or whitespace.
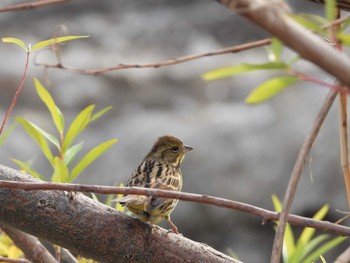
0,164,240,263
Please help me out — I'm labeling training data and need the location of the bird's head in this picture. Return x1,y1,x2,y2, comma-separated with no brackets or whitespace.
146,135,193,167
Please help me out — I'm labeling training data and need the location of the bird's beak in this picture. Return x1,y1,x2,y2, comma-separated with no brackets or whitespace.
183,145,193,153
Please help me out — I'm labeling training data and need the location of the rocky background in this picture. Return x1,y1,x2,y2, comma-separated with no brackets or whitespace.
0,0,348,262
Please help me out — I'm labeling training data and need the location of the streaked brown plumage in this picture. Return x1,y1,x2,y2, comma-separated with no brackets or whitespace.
114,135,193,233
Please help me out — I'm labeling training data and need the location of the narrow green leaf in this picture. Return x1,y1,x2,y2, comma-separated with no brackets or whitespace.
302,236,347,263
91,193,100,202
0,122,17,147
337,33,350,46
32,35,89,51
27,121,59,149
11,158,45,180
91,106,113,122
341,17,350,31
290,14,327,34
319,255,327,263
325,0,337,21
203,62,288,80
64,141,84,166
245,76,298,104
16,116,53,166
62,105,95,153
69,138,118,182
299,205,329,245
272,195,295,261
34,78,64,134
295,234,329,262
51,157,69,183
268,38,283,62
2,37,28,51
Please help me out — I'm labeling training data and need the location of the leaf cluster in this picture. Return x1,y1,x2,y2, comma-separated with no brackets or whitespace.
13,79,117,182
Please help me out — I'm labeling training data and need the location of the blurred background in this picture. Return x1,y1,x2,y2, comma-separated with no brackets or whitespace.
0,0,348,261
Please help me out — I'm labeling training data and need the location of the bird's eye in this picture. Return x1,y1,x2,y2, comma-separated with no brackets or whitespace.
171,146,179,152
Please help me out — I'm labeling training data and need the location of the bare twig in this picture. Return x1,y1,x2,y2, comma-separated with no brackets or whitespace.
0,51,30,135
270,87,339,262
0,0,73,12
0,173,349,236
1,225,57,263
35,38,271,74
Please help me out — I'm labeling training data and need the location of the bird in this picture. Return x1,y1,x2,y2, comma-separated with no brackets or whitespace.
113,135,193,234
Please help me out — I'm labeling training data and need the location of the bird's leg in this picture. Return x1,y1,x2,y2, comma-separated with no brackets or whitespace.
165,216,179,234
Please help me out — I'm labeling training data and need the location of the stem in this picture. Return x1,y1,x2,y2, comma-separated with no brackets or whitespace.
270,88,339,263
0,51,30,135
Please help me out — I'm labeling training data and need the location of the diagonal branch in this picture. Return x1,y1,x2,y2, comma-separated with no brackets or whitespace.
1,225,57,263
215,0,350,87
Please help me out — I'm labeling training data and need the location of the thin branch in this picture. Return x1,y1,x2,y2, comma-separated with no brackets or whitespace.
35,38,272,75
0,257,31,263
1,225,57,263
0,0,73,12
0,51,30,135
270,87,339,262
0,173,349,236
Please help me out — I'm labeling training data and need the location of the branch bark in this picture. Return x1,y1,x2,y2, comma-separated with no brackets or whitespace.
0,164,239,263
215,0,350,87
1,225,57,263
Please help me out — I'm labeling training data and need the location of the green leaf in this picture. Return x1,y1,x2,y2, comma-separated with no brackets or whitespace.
11,158,44,180
268,38,283,62
290,14,327,34
245,76,299,104
34,78,64,135
91,106,113,122
319,255,327,263
272,195,295,262
62,105,95,153
203,62,288,80
2,37,28,51
51,157,69,183
68,138,118,182
337,33,350,46
91,193,100,202
27,121,59,149
325,0,337,21
299,205,329,245
16,116,53,166
302,236,347,263
32,35,89,51
0,122,17,147
341,17,350,31
64,141,84,166
294,234,329,262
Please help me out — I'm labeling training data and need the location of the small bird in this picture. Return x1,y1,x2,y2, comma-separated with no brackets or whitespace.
114,135,193,234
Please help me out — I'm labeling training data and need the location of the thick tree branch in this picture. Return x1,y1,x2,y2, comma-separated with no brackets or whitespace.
0,164,239,263
215,0,350,87
0,164,349,237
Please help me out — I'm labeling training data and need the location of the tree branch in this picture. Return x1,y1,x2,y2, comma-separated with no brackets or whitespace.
34,38,271,74
0,164,239,263
1,225,57,263
215,0,350,87
0,0,73,12
0,164,349,237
